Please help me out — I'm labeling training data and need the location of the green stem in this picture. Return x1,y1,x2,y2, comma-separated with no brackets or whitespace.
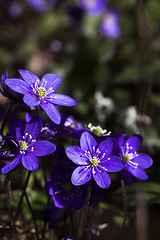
15,171,31,220
121,179,127,231
24,191,40,240
1,102,15,132
6,173,16,233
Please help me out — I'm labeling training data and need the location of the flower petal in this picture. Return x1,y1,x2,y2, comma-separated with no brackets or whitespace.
71,166,92,186
31,140,56,156
45,179,54,195
5,78,29,94
92,167,111,189
23,93,40,107
18,69,40,85
126,164,148,180
21,152,39,171
66,146,89,165
125,134,143,153
100,156,125,172
132,153,153,169
47,94,78,107
97,137,116,160
24,120,41,139
121,168,133,183
80,132,97,155
41,74,62,91
41,101,61,124
1,154,21,174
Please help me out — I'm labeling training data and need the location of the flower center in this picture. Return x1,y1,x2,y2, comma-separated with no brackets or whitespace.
20,141,28,151
88,123,110,136
63,182,72,193
122,154,130,163
36,87,46,98
90,156,99,166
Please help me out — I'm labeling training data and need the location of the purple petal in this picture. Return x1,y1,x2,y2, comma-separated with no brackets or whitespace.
124,134,143,153
1,154,21,174
24,120,41,139
126,164,148,180
21,152,39,171
71,166,92,185
97,137,116,160
92,167,111,189
41,101,61,124
66,146,89,165
41,74,62,91
31,140,56,156
121,168,133,183
45,179,54,195
23,92,40,107
132,153,153,169
52,195,66,208
18,69,40,85
5,78,29,94
100,156,125,172
25,112,32,123
80,132,97,155
47,94,78,107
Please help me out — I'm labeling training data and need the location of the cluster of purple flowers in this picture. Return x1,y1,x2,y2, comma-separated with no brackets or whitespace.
0,69,153,234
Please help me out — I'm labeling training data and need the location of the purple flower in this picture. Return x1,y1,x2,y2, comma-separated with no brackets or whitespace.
42,204,65,229
100,10,121,38
26,0,50,12
0,134,20,162
1,119,56,174
8,2,23,19
64,116,85,139
66,132,124,189
5,70,78,124
26,0,58,12
79,0,106,16
46,145,86,209
115,134,153,183
67,5,84,25
0,70,23,103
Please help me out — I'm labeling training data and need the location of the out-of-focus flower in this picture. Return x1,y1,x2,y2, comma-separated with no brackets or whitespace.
42,204,65,228
1,118,56,174
93,91,114,123
115,134,153,183
46,145,87,209
67,5,84,25
100,10,121,38
26,0,50,12
5,69,78,124
50,40,63,52
66,131,124,188
79,0,106,16
26,0,58,12
8,2,23,19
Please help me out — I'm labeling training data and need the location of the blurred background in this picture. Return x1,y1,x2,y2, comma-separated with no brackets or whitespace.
0,0,160,239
